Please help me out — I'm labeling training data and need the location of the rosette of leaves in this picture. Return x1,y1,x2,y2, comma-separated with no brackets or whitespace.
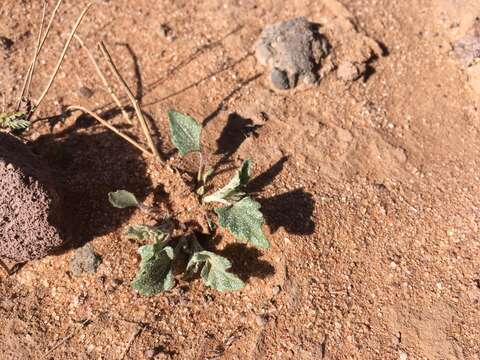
106,110,271,296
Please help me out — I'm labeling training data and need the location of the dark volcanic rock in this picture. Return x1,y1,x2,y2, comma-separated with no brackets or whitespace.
0,133,65,262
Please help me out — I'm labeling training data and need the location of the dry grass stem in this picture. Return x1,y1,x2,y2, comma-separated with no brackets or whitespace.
34,3,93,116
68,105,153,156
75,35,131,124
98,41,161,162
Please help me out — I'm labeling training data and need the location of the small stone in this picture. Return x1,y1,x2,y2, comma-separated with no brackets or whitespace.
158,24,175,42
272,285,282,295
0,36,13,50
270,68,290,89
69,243,102,276
78,86,94,98
85,344,95,354
399,350,408,360
255,314,268,326
337,61,361,81
255,17,329,90
145,349,157,358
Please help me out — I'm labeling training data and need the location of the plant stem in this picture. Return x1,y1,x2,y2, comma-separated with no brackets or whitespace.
75,35,132,124
33,3,93,117
98,41,161,163
197,151,205,183
68,105,153,157
24,1,47,102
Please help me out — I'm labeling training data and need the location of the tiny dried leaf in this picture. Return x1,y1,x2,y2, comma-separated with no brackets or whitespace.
124,225,167,243
168,110,202,156
132,243,174,296
203,160,251,204
108,190,139,208
215,196,269,249
187,251,244,291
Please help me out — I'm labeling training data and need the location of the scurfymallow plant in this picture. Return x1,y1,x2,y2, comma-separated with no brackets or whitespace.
108,110,269,295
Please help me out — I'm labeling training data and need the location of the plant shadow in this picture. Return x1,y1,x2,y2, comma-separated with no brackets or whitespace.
32,117,151,251
260,189,315,235
249,156,316,235
217,243,275,281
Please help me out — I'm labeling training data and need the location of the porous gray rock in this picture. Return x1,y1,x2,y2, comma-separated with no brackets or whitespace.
0,132,65,262
254,17,329,90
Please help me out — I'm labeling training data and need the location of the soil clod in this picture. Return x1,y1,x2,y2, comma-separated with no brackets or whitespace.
69,243,102,276
255,17,329,90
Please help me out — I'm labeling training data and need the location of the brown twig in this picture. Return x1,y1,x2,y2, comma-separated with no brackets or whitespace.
98,41,161,162
43,319,91,359
68,105,153,156
119,324,145,360
75,35,132,124
17,0,63,110
33,3,93,117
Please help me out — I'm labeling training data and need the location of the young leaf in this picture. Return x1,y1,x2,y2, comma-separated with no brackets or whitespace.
0,112,30,131
168,110,202,156
203,160,252,204
108,190,139,208
132,241,174,296
124,225,167,243
215,196,269,249
187,251,244,291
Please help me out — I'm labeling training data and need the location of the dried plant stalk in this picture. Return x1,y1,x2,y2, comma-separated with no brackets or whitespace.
98,41,161,162
68,105,153,157
75,35,131,124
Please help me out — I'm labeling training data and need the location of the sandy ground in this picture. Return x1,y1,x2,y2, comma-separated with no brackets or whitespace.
1,0,480,359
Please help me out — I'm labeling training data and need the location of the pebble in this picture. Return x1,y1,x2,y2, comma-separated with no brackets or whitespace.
255,314,268,326
337,61,361,81
69,243,102,276
78,86,94,98
399,350,408,360
145,349,156,358
0,36,13,50
272,285,282,295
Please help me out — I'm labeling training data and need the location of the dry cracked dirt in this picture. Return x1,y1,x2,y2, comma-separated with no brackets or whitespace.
0,0,480,359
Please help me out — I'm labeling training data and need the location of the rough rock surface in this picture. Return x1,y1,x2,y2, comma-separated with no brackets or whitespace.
0,132,65,262
454,19,480,68
254,17,329,90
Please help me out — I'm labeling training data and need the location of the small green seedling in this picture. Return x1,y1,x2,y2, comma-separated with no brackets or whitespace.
109,110,270,296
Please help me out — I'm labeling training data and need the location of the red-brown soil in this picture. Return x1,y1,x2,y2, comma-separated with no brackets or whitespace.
1,0,479,359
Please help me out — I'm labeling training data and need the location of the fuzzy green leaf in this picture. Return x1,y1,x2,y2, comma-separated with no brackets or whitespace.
108,190,139,208
203,160,252,204
215,197,269,249
168,110,202,156
187,251,244,291
124,225,167,243
132,242,174,296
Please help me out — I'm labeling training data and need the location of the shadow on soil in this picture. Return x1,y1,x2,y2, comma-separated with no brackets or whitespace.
32,116,151,251
249,157,316,235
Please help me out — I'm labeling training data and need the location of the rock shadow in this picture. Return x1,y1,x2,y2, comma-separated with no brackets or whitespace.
33,117,151,251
